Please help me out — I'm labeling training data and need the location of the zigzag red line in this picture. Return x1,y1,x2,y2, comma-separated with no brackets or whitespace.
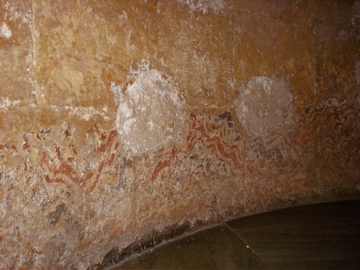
151,114,248,182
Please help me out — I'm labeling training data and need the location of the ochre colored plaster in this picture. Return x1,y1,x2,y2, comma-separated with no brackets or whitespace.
0,0,359,269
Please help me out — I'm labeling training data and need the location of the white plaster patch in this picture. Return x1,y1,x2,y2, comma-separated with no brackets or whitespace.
320,97,347,108
234,76,295,137
0,97,20,111
177,0,226,14
0,22,12,38
119,11,128,20
49,105,111,121
111,61,185,157
4,2,32,27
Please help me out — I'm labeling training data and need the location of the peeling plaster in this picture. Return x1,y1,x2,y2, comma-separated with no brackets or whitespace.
111,61,185,157
320,97,347,108
0,97,20,111
4,1,32,27
234,76,295,137
0,22,12,38
176,0,226,14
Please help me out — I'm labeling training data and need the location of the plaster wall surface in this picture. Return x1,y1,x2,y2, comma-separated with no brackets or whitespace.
0,0,359,269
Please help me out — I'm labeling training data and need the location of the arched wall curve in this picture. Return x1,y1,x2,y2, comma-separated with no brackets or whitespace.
1,0,359,269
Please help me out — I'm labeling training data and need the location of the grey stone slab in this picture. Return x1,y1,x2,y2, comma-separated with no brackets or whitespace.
111,225,269,269
227,200,360,270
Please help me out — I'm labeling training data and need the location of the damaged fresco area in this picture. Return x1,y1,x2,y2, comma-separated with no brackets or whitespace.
176,0,226,14
110,61,185,157
235,76,295,138
0,123,124,269
0,111,244,269
1,0,360,269
1,102,359,269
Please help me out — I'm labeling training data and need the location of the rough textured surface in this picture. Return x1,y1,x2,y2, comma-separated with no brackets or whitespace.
235,76,295,137
111,60,185,157
0,0,359,269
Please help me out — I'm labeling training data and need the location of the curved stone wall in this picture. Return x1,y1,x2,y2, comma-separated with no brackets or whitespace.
1,0,359,269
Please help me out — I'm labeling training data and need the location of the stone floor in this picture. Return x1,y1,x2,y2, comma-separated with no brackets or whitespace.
109,199,360,269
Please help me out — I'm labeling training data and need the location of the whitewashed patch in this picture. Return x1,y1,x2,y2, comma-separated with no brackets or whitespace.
111,61,185,157
320,98,347,108
176,0,226,14
234,76,295,137
0,22,12,39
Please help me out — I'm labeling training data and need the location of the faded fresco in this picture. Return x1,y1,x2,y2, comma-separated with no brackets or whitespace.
0,0,359,269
